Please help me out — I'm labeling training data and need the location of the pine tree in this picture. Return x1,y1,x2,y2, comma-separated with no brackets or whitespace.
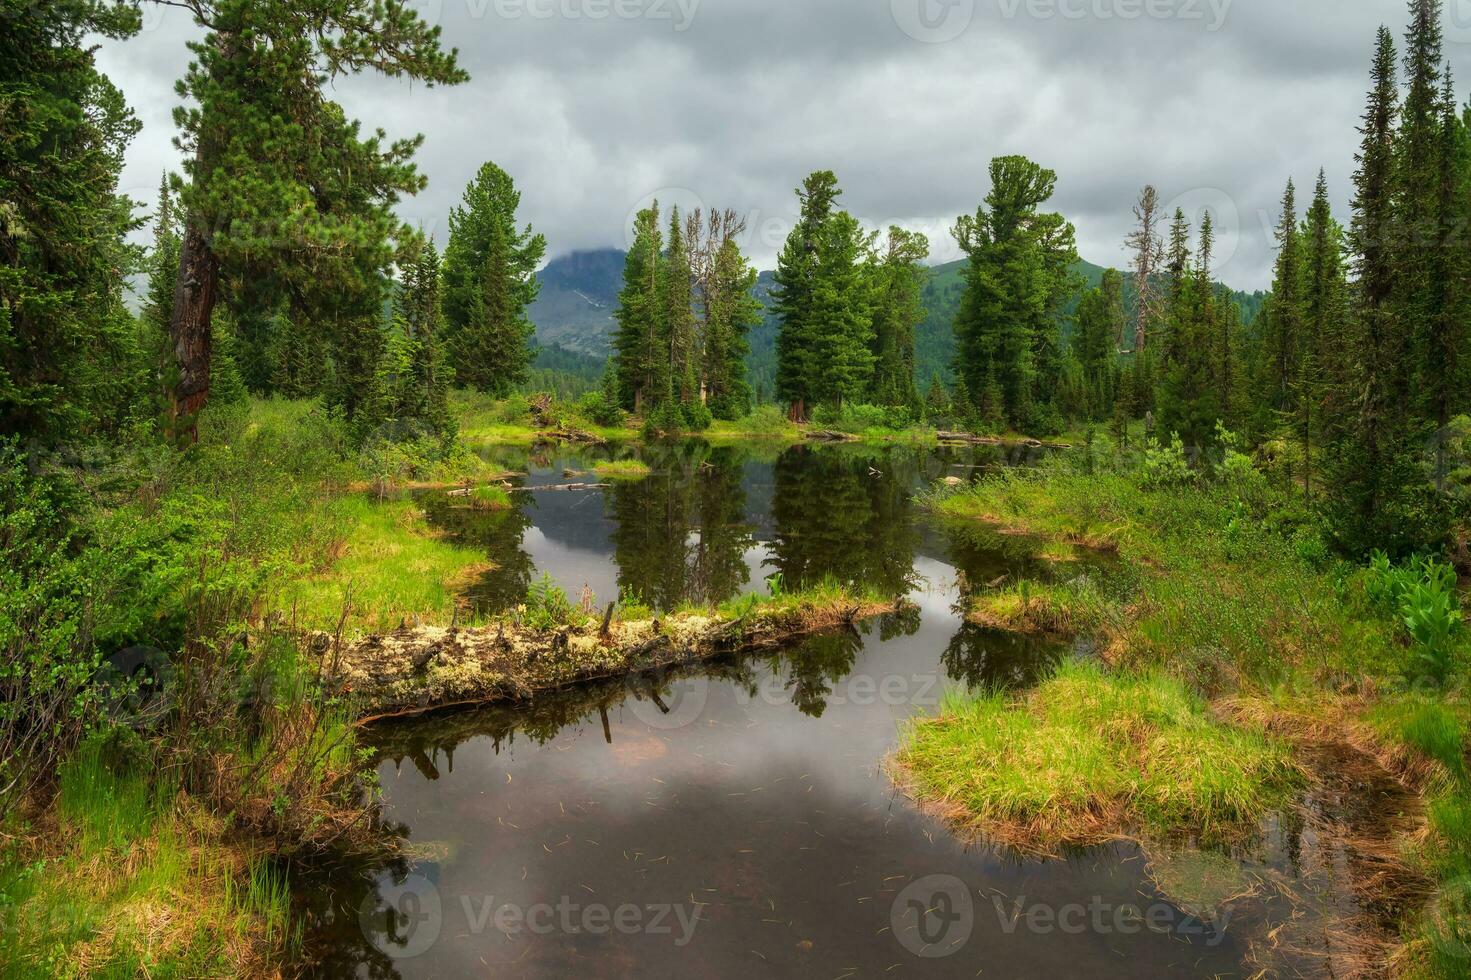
612,205,666,413
1326,26,1427,554
809,212,877,408
1298,170,1349,499
952,156,1078,433
774,171,842,421
1261,180,1304,422
869,227,930,409
662,207,697,405
397,241,454,438
1,0,143,443
164,0,465,431
443,163,544,394
703,239,760,420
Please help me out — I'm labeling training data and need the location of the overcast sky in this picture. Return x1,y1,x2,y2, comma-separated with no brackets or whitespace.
96,0,1471,290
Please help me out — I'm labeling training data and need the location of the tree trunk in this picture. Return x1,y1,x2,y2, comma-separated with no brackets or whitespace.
788,398,806,424
169,221,220,439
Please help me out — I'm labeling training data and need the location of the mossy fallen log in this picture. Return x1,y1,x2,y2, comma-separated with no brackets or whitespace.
336,594,901,723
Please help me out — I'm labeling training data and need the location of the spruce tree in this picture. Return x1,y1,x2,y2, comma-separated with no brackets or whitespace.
1073,269,1124,420
703,239,760,420
1261,180,1304,420
1423,67,1469,488
397,241,454,438
869,227,930,409
1157,220,1217,450
1299,170,1349,499
1327,26,1427,554
612,205,666,413
774,172,842,421
443,162,544,394
662,208,697,405
809,212,877,408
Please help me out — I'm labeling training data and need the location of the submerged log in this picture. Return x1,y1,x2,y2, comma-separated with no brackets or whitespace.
338,598,903,723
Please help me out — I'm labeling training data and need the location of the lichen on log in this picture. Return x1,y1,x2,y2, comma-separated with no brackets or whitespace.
335,597,901,722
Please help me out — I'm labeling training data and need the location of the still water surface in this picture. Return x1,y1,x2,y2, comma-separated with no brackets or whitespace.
298,442,1342,978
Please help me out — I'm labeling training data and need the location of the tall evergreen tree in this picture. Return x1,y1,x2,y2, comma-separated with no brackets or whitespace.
809,212,877,408
662,208,697,405
164,0,466,432
869,227,930,408
1327,26,1426,554
1261,180,1304,420
1157,218,1218,449
1,0,143,443
443,162,544,394
952,156,1078,433
613,205,666,413
1419,66,1470,489
1298,170,1349,499
396,241,454,437
773,171,842,421
1073,269,1124,419
703,238,760,420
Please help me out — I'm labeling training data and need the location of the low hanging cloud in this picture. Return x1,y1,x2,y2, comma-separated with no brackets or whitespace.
96,0,1466,290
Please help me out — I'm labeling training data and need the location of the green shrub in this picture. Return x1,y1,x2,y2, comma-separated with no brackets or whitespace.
1142,434,1194,489
682,400,713,432
576,390,626,428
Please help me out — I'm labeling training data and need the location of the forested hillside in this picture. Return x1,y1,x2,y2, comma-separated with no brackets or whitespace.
529,251,1267,400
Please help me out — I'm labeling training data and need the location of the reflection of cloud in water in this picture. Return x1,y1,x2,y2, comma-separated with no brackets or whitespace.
520,525,622,607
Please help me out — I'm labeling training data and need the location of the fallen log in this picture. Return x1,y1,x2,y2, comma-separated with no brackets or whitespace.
337,596,905,723
936,431,1069,450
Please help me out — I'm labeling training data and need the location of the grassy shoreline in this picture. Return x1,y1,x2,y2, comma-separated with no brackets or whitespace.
914,458,1471,975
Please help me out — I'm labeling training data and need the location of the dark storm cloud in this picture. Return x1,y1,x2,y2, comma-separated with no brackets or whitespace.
96,0,1470,289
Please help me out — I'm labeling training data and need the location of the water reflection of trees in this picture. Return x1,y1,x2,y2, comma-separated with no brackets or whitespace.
606,442,755,610
418,490,536,615
938,520,1071,690
766,445,921,597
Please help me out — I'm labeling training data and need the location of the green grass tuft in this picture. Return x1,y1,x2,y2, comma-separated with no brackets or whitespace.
894,661,1302,848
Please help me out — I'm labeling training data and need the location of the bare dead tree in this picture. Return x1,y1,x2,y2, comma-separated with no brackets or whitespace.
1124,185,1164,354
683,208,749,401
